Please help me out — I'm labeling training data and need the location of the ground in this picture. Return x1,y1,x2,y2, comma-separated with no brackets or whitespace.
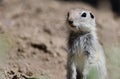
0,0,119,79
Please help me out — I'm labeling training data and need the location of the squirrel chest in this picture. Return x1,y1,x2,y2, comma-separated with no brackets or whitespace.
68,33,96,70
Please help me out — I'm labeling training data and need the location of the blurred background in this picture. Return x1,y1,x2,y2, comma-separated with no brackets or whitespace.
0,0,119,79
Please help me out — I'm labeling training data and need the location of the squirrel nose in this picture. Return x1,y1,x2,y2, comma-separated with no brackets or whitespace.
68,20,73,25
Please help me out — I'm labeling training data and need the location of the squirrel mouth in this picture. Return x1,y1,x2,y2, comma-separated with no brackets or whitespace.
70,25,76,28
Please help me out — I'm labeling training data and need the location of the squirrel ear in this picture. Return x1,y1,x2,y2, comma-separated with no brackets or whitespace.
67,12,69,17
90,13,94,19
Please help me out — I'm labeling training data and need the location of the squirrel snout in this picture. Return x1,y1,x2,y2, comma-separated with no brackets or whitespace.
68,20,76,28
68,20,73,25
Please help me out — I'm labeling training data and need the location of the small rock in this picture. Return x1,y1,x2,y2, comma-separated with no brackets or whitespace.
43,28,52,35
12,75,19,79
26,71,33,76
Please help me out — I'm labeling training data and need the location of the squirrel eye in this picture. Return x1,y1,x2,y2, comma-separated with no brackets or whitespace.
81,12,86,17
90,13,94,19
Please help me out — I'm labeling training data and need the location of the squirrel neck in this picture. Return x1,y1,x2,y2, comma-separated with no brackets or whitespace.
69,30,97,38
68,30,98,49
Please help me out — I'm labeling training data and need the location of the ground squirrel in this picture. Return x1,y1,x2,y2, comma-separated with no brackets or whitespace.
66,8,108,79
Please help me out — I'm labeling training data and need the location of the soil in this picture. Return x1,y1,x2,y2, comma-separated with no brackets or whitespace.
0,0,119,79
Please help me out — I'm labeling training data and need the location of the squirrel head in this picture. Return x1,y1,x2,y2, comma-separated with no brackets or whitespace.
67,8,96,33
